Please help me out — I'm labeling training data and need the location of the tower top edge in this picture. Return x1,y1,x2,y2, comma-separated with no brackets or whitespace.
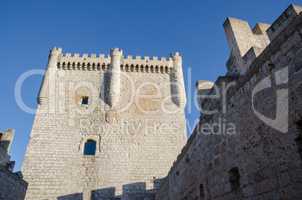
56,48,181,65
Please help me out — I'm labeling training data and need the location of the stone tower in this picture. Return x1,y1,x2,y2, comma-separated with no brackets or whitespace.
22,48,187,199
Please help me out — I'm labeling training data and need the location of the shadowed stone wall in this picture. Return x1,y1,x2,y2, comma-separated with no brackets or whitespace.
156,5,302,200
0,129,27,200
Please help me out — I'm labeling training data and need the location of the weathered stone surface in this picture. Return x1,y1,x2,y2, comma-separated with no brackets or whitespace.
22,48,187,199
0,167,28,200
156,4,302,200
0,129,27,200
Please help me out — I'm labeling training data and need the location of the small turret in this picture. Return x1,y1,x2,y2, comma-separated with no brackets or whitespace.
108,48,123,108
49,47,62,66
38,47,62,106
171,52,186,108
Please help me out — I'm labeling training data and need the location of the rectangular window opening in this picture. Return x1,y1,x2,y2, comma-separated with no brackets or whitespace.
295,119,302,160
81,96,89,105
199,184,205,200
229,167,240,191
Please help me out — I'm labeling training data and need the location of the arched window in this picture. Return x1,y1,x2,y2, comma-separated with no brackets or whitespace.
84,139,96,155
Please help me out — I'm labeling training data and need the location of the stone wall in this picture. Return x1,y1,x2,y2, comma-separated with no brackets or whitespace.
224,17,270,75
0,129,28,200
22,48,187,199
55,182,156,200
0,167,27,200
156,5,302,200
0,129,14,165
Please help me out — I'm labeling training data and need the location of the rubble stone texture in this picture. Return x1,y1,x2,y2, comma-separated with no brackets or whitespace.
0,129,27,200
156,4,302,200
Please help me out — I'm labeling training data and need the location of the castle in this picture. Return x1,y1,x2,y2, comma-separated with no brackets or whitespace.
21,47,187,199
1,3,302,200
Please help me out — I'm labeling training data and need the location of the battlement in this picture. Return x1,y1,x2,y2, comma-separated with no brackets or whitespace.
267,4,302,41
196,80,214,106
58,52,111,70
0,129,14,154
39,47,186,108
56,49,174,73
0,129,14,168
224,4,302,75
224,17,270,75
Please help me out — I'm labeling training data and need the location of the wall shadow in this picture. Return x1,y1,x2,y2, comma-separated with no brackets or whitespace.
57,180,161,200
57,192,83,200
100,68,111,106
169,70,180,106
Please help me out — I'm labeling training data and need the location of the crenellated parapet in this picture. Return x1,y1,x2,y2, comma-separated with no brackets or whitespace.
224,18,270,75
122,55,173,69
39,47,186,109
267,4,302,41
224,4,302,76
57,49,174,73
58,53,111,70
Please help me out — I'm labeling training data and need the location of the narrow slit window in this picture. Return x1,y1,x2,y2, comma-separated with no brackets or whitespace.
229,167,240,191
295,119,302,160
199,184,205,200
81,96,89,105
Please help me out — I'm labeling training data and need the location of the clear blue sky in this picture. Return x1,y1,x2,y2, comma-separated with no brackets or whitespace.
1,0,300,171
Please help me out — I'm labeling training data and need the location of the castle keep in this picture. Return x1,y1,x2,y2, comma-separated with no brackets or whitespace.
22,48,187,199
